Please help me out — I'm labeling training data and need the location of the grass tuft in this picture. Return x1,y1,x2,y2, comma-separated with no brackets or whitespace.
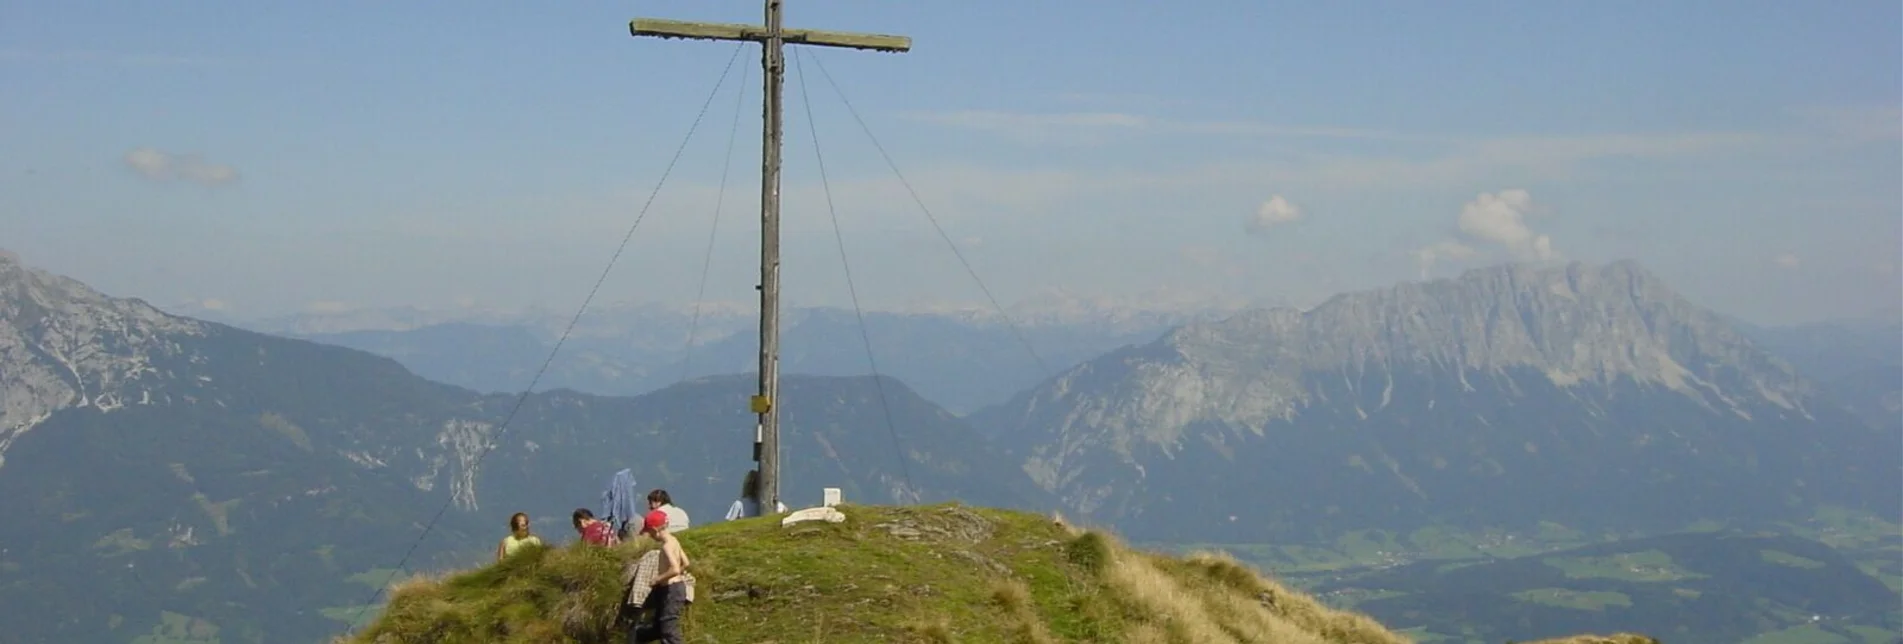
991,579,1058,644
1063,531,1114,573
906,616,957,644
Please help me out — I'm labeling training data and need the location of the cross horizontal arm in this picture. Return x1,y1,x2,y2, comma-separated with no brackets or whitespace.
630,18,911,52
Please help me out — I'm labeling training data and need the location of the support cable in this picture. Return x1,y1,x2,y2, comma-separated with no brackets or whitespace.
342,41,748,635
806,53,1054,380
680,61,752,382
792,48,916,502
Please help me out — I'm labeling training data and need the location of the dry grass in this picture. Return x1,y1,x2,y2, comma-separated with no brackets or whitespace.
991,579,1058,644
1178,550,1405,644
1525,635,1661,644
1080,531,1405,644
905,617,956,644
345,503,1654,643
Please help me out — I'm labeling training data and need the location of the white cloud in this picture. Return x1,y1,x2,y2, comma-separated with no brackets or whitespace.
122,147,240,186
198,298,230,311
1456,189,1557,261
1246,195,1303,234
303,300,354,314
1773,253,1801,270
1411,241,1478,279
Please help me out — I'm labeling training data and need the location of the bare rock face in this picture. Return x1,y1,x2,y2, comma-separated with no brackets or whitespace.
0,252,206,468
975,261,1898,542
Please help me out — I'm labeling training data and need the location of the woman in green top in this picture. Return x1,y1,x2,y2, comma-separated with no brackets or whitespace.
496,512,543,561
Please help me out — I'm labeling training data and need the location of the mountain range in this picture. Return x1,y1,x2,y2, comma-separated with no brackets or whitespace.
283,308,1179,414
166,291,1234,416
2,250,1897,643
971,261,1900,543
0,251,1045,644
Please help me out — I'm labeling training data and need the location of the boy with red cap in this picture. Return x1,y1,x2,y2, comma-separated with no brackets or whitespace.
627,509,691,644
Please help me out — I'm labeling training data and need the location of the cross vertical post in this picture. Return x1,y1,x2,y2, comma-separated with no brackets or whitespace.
758,0,785,518
629,2,910,516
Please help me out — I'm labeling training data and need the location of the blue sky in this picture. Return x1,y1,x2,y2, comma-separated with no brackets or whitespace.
2,0,1898,325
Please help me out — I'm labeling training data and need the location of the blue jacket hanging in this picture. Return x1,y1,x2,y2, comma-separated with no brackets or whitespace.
602,468,639,534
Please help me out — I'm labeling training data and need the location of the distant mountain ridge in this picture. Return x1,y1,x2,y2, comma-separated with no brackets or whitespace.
1740,317,1903,435
281,306,1190,413
170,285,1251,414
973,260,1900,542
217,288,1252,340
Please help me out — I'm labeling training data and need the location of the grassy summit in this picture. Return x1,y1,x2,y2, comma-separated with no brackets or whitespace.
344,503,1654,643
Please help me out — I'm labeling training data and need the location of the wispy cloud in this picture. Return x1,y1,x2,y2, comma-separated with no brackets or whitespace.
906,102,1765,181
1145,130,1758,191
1791,105,1903,144
123,147,241,187
0,49,238,68
901,109,1411,144
1048,91,1211,111
427,123,1770,250
911,110,1149,130
735,129,1754,229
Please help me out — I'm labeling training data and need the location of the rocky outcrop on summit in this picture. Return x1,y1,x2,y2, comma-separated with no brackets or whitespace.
0,251,206,467
974,261,1899,542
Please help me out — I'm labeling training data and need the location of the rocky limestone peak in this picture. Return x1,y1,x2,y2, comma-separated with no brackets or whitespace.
1177,260,1787,382
1015,260,1809,454
0,254,206,468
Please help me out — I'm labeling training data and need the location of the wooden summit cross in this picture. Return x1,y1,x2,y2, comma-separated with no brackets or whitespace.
629,2,910,516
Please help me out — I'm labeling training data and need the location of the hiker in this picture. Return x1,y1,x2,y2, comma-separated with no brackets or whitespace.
625,510,692,644
496,512,543,561
723,470,786,520
647,489,690,533
603,468,639,540
573,508,619,546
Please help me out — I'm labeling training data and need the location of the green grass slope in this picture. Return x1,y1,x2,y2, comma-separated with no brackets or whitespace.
345,504,1649,644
